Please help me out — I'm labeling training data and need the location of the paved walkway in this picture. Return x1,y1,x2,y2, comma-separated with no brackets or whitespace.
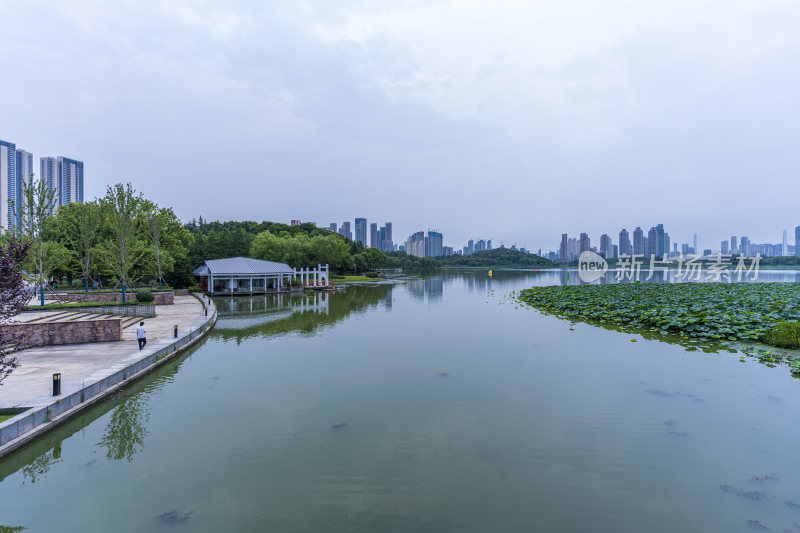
0,295,205,408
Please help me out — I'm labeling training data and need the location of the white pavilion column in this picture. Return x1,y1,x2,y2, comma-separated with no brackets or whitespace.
249,278,252,294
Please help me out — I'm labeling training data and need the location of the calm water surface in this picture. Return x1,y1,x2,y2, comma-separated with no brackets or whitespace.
2,270,800,532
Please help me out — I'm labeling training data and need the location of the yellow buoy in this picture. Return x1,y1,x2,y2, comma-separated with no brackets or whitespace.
488,270,493,277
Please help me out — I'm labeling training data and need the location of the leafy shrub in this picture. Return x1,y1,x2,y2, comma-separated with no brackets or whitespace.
761,322,800,348
365,271,379,278
134,290,155,303
517,282,800,342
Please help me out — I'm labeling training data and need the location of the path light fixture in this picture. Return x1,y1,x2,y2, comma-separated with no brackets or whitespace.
52,373,61,396
174,325,178,338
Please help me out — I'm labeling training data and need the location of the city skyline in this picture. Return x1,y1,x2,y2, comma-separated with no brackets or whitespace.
557,223,800,262
2,3,799,247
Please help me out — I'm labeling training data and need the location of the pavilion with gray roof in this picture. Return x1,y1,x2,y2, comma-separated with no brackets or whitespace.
192,257,329,295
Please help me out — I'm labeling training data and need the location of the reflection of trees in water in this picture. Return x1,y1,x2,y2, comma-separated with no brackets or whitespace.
98,394,150,461
20,442,62,484
212,285,392,343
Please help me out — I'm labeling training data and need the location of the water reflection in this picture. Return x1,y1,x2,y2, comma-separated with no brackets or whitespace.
211,285,392,343
97,393,150,461
20,442,62,484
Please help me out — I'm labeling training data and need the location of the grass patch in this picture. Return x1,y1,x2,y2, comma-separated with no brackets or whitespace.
336,276,382,282
0,414,14,423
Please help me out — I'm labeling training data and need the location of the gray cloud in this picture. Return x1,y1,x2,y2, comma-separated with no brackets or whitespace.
2,0,799,252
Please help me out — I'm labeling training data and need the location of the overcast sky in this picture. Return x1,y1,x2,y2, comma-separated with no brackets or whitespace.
2,1,799,252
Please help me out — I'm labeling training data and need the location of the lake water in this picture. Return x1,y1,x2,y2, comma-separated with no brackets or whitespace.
2,270,800,532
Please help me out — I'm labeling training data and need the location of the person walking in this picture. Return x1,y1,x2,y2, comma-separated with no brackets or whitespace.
136,321,147,350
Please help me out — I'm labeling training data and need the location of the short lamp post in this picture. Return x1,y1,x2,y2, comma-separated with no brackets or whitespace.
52,373,61,396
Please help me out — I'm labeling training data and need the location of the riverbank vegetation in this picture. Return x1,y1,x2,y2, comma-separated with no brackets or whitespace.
440,248,553,268
517,282,800,357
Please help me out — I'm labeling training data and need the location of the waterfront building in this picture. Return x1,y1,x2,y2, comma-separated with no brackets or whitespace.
443,246,454,256
467,239,474,255
193,257,308,294
355,218,367,247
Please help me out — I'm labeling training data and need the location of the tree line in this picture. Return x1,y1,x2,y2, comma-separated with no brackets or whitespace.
3,178,192,290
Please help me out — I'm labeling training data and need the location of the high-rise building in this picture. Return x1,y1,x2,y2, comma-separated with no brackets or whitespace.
740,236,750,256
559,234,569,262
13,149,32,229
731,236,738,255
475,239,486,252
328,222,337,233
579,233,590,253
382,222,393,253
487,240,492,250
633,227,644,255
405,231,425,257
40,156,84,208
568,238,578,261
693,234,698,256
467,239,474,255
618,229,631,256
795,226,800,257
443,246,454,256
355,218,367,248
338,221,352,240
370,223,378,249
599,234,612,258
783,230,788,256
425,231,443,257
354,218,367,247
721,241,729,254
0,139,15,232
290,219,301,226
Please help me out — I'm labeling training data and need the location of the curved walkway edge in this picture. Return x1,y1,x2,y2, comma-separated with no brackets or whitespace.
0,294,217,460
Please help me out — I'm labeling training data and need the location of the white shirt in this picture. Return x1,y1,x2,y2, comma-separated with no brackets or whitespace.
136,325,146,339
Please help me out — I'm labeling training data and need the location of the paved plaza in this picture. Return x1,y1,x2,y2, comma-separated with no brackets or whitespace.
0,295,205,408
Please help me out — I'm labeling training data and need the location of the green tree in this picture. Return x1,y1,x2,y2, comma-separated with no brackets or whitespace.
11,173,57,285
52,201,102,289
97,183,148,288
309,234,351,270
